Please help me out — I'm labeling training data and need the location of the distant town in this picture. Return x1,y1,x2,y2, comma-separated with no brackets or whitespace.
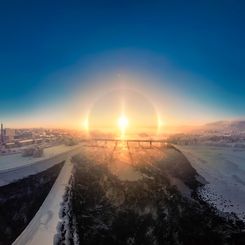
1,120,245,157
0,123,82,156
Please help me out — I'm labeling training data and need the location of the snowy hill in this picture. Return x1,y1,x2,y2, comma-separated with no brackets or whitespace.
202,120,245,134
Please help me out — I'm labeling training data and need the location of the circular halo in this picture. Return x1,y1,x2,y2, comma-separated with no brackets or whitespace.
86,88,160,138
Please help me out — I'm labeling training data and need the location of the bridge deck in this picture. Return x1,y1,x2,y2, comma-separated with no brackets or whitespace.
81,138,167,143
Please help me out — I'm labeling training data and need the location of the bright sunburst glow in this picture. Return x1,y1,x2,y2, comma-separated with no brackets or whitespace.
118,115,128,137
88,89,159,136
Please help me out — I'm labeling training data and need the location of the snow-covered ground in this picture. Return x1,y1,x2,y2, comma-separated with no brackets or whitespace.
13,158,74,245
177,145,245,220
12,143,245,245
0,144,82,186
0,144,79,171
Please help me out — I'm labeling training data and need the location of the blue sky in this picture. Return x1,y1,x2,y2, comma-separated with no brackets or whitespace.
0,0,245,127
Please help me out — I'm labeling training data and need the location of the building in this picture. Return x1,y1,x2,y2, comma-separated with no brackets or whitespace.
0,123,4,144
4,128,16,142
0,123,16,144
15,139,34,147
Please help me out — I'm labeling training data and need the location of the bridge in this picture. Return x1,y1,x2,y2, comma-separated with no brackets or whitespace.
80,138,169,149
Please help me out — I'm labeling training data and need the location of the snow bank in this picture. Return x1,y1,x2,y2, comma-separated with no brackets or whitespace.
13,158,74,245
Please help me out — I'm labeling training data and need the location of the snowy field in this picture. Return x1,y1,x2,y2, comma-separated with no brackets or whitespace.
0,144,83,186
0,144,80,172
177,145,245,220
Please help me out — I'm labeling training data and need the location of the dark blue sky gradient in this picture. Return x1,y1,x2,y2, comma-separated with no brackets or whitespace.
0,0,245,121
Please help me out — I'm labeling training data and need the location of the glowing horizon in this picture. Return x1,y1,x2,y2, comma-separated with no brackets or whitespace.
1,1,245,133
2,70,245,133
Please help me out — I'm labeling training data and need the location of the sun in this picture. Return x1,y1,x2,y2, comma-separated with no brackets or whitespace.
118,115,128,136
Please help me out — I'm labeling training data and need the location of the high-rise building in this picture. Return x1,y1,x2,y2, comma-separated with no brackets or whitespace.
0,124,16,143
0,123,4,144
5,128,16,142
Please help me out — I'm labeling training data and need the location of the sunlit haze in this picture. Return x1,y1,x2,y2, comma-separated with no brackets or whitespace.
0,1,244,133
118,115,128,138
1,2,245,245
